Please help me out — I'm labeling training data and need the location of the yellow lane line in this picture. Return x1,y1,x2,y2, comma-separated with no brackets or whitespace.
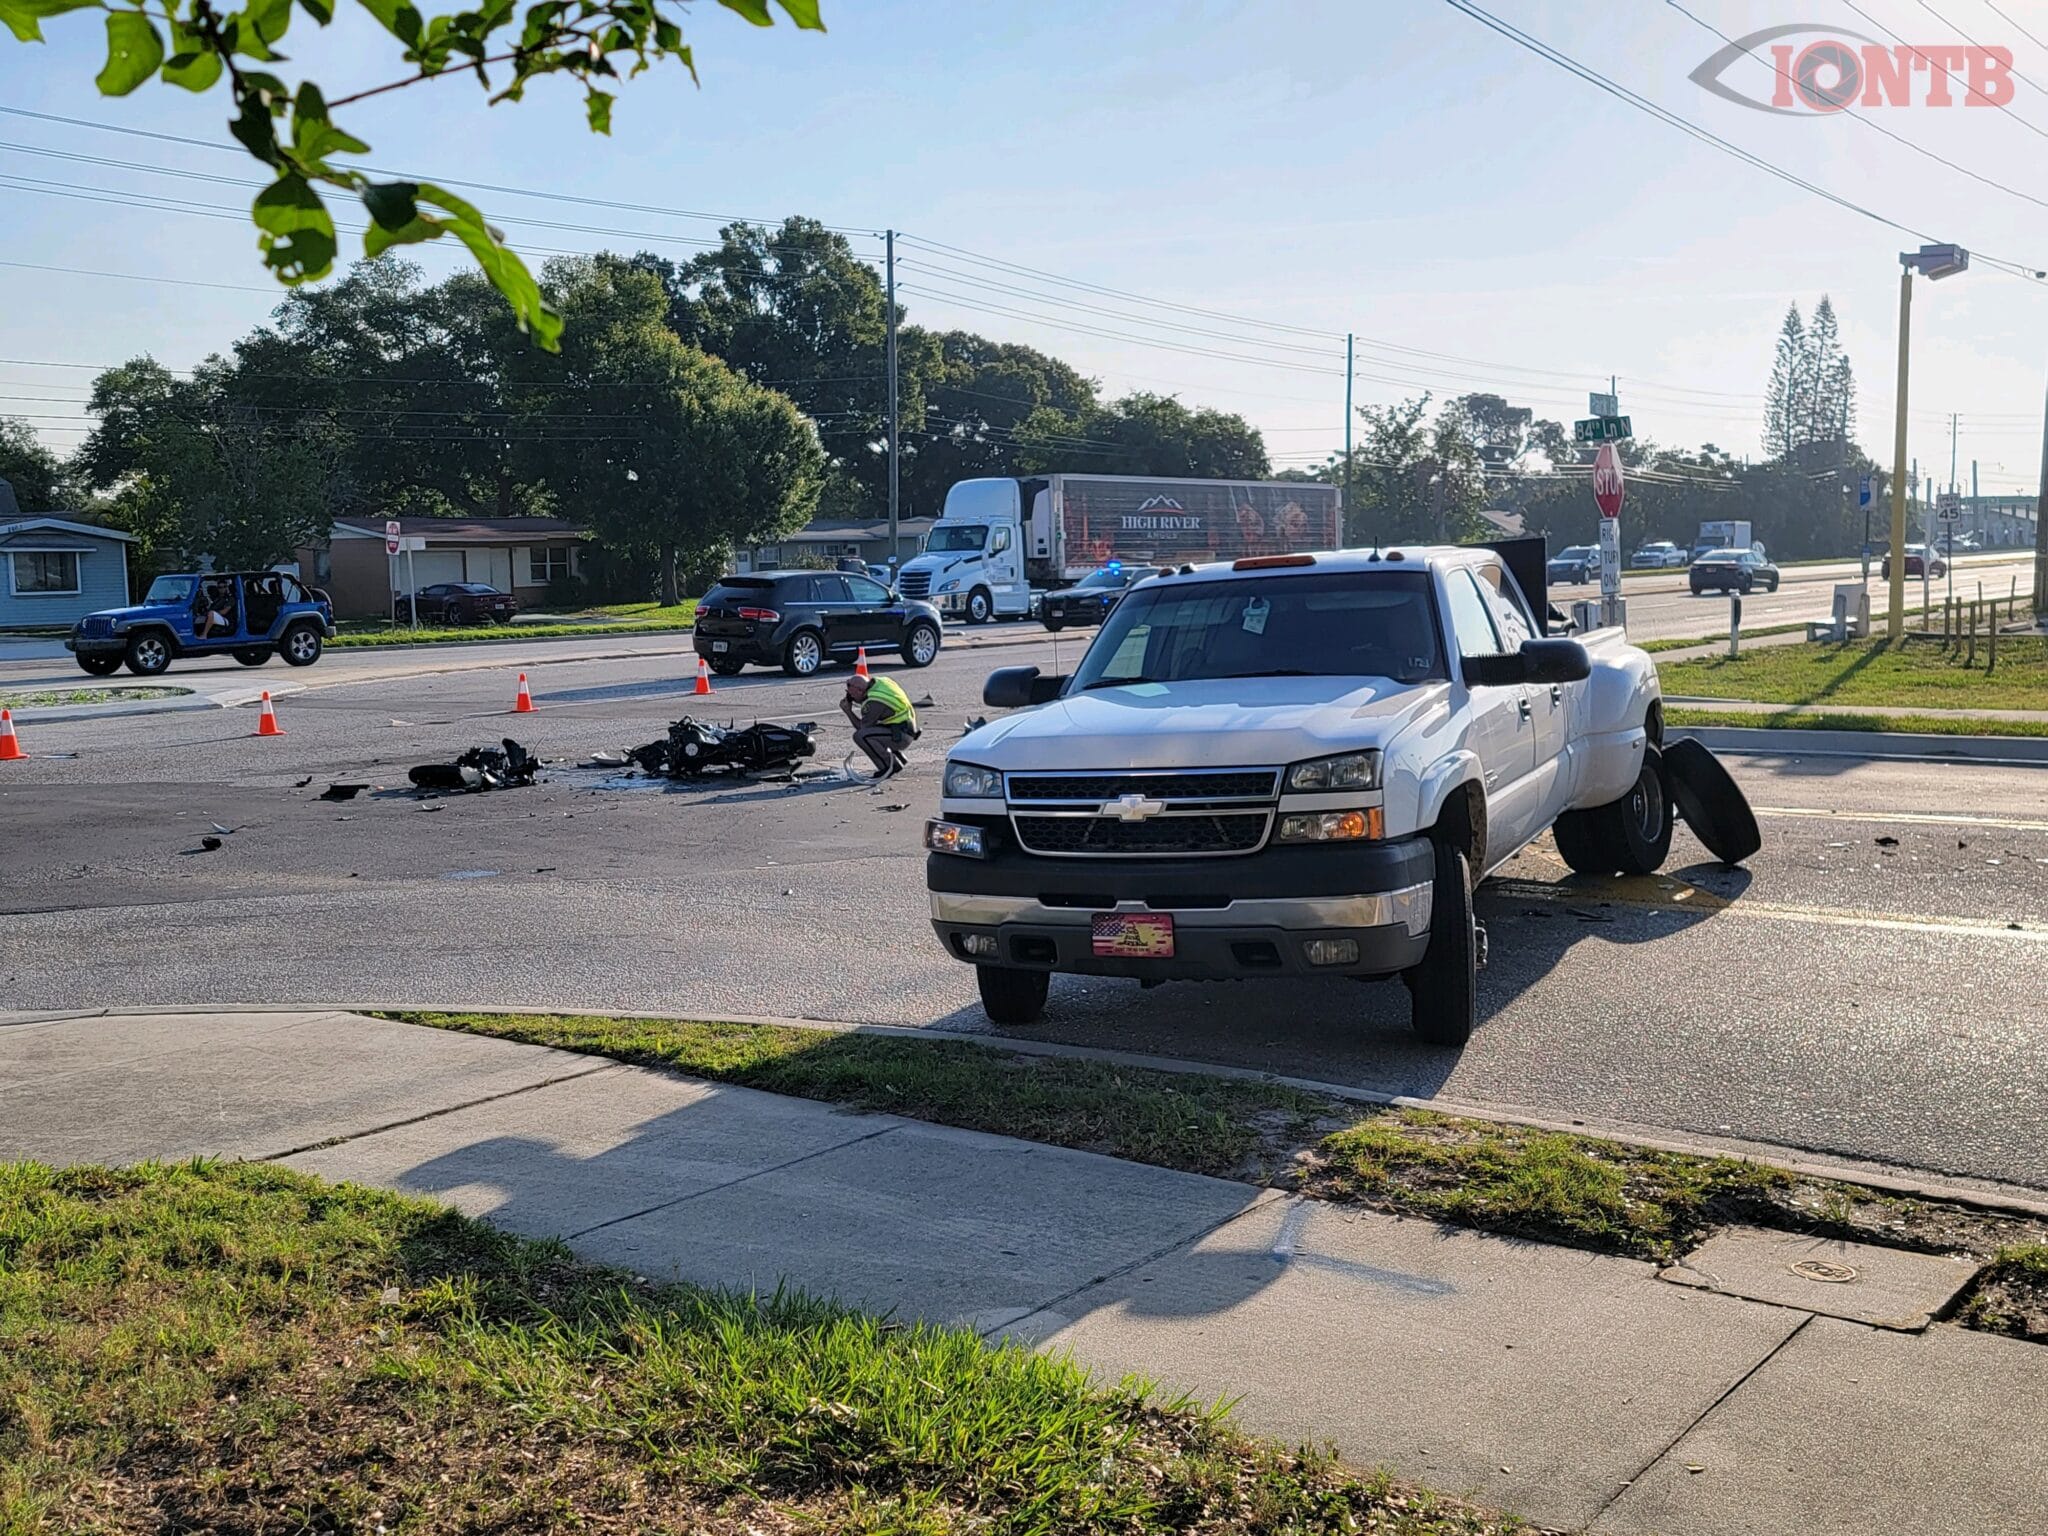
1753,806,2048,834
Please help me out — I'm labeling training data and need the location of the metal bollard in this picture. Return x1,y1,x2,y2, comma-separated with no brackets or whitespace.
1727,591,1743,659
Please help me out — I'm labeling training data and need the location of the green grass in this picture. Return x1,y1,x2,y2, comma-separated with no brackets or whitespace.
1640,622,1809,654
1659,635,2048,713
0,1160,1522,1535
1301,1110,1789,1262
1960,1243,2048,1343
532,600,698,621
395,1011,1325,1179
395,1015,2042,1280
330,604,695,649
1666,706,2048,739
0,685,187,709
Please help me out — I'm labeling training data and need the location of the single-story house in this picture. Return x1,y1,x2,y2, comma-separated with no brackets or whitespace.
0,508,137,630
298,516,592,619
738,517,935,574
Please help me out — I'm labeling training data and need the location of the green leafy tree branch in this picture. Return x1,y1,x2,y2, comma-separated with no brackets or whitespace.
0,0,824,348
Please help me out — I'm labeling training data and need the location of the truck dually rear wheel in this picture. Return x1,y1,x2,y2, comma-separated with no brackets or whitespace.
976,964,1048,1026
1552,744,1673,878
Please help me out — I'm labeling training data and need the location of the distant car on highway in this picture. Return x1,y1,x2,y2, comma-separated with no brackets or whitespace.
1689,548,1781,594
66,571,335,676
1039,563,1164,631
1882,544,1947,580
416,581,518,625
1631,541,1687,569
694,569,944,676
1547,545,1600,585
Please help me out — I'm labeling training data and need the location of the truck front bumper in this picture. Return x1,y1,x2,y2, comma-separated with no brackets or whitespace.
927,838,1434,981
64,635,124,657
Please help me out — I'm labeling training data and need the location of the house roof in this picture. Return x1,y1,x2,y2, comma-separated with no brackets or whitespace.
778,517,937,544
331,516,591,545
0,517,138,544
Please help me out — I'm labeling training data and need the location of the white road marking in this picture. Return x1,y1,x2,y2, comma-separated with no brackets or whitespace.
1754,806,2048,834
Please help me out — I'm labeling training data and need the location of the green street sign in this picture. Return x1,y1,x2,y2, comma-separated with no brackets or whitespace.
1573,415,1633,443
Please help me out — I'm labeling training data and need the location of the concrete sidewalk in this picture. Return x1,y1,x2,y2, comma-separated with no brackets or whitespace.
3,1008,2043,1534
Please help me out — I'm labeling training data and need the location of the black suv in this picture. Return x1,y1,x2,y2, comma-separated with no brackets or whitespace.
1040,565,1163,631
1689,548,1780,594
694,571,944,676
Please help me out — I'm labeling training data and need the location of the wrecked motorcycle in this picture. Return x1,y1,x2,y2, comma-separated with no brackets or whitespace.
409,738,541,793
626,716,817,778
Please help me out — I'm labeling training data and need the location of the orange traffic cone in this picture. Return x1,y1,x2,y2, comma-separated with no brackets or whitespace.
514,672,537,713
254,691,285,737
0,708,25,761
854,646,871,679
693,655,714,697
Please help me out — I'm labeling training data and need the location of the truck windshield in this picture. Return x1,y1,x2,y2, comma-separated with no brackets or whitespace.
1072,571,1445,689
925,525,987,553
144,576,196,604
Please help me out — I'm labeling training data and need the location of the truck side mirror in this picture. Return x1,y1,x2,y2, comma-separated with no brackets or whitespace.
983,665,1066,709
1461,639,1591,688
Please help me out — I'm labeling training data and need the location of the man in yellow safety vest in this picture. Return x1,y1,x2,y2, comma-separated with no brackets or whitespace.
841,672,919,782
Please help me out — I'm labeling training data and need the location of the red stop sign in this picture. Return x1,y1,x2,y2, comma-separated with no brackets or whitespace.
1592,442,1624,518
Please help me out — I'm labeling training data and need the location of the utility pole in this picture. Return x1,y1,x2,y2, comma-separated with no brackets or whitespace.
1950,412,1959,495
885,228,899,568
1888,263,1912,638
1343,332,1354,546
2033,372,2048,624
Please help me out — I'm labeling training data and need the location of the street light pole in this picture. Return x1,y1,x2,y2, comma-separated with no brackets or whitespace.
1888,265,1912,638
1343,332,1354,545
2034,370,2048,624
885,228,899,567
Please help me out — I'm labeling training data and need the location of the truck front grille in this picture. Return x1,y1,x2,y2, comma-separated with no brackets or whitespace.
1012,812,1272,857
1009,771,1278,802
897,570,932,598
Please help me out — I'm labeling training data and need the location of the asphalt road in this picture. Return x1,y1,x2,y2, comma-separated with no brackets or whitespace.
4,627,2046,1195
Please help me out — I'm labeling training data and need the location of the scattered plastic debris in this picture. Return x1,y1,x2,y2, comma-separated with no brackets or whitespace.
410,738,539,793
320,783,368,802
199,835,223,852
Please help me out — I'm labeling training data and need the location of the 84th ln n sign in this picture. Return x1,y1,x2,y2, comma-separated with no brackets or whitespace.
1574,415,1633,443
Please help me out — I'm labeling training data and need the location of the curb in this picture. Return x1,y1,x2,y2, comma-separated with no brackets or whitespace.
7,682,307,725
1672,723,2048,766
26,1001,2047,1222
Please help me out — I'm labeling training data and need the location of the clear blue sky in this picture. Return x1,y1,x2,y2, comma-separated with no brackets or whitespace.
6,0,2048,495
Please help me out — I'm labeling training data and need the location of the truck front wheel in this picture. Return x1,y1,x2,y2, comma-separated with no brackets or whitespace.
76,653,122,677
1404,839,1479,1048
976,963,1048,1026
966,588,993,625
1552,745,1673,878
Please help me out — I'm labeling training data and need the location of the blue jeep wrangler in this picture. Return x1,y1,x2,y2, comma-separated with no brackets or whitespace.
67,571,337,677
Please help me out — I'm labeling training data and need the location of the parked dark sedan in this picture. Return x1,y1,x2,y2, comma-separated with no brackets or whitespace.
417,582,519,624
1882,544,1948,579
1545,545,1600,586
693,570,944,676
1688,548,1780,594
1039,564,1163,631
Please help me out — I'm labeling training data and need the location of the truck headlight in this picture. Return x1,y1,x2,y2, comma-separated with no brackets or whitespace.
926,819,988,858
1277,808,1384,843
943,762,1002,799
1286,751,1381,791
938,578,960,593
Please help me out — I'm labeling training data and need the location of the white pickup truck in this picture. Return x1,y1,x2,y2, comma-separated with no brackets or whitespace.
924,545,1755,1047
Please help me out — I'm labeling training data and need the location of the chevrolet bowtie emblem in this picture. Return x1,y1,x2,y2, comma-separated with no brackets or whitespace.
1106,793,1168,821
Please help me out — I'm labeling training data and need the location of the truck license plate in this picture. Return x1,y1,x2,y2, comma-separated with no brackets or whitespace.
1092,912,1174,958
711,640,729,653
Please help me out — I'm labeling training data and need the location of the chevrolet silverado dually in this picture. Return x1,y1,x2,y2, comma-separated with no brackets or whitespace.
924,545,1757,1047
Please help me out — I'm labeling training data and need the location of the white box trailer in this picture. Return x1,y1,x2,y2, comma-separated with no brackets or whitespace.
896,474,1343,621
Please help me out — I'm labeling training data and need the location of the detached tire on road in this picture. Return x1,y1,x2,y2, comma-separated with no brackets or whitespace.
75,653,121,677
901,620,940,668
1552,744,1673,877
1663,737,1763,867
1404,838,1479,1048
977,964,1049,1026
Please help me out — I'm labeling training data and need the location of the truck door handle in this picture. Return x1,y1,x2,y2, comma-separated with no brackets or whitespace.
1517,697,1532,720
1550,684,1563,704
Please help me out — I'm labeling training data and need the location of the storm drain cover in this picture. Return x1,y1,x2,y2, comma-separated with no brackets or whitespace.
1790,1258,1858,1284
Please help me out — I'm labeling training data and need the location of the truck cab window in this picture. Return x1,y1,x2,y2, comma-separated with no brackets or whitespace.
1475,563,1536,649
990,527,1012,554
1445,570,1504,658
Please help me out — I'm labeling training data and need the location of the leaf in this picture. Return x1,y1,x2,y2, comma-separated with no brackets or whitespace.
0,0,98,44
716,0,772,23
290,79,369,161
229,92,280,163
357,0,422,46
161,20,225,92
95,11,164,97
251,173,338,282
417,182,561,349
242,0,294,56
296,0,333,21
773,0,825,28
585,88,614,134
361,179,420,229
